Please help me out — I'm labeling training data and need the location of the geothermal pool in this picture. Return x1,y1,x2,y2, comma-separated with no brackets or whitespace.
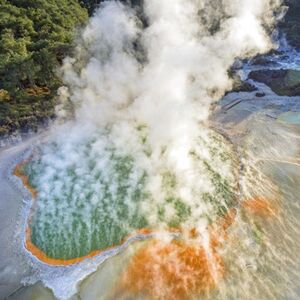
18,129,238,262
4,0,300,299
11,115,300,300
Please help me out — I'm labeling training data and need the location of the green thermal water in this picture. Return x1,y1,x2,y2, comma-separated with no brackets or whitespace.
24,130,237,260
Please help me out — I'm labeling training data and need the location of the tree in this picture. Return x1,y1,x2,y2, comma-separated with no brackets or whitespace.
79,0,143,15
0,0,88,135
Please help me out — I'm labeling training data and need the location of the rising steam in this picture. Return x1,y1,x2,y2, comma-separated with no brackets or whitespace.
25,0,283,261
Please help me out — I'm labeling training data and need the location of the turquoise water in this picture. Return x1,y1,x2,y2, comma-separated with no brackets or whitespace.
278,112,300,125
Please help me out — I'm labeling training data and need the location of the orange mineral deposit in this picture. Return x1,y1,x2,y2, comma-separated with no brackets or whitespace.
121,238,224,300
242,197,277,217
14,161,37,198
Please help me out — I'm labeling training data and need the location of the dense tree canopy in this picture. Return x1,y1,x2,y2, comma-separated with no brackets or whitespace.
79,0,100,14
79,0,143,15
0,0,88,135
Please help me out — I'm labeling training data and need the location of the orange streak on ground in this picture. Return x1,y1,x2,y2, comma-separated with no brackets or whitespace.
119,210,238,300
14,161,37,198
210,208,237,248
24,225,180,266
121,238,225,300
24,226,160,265
242,197,278,217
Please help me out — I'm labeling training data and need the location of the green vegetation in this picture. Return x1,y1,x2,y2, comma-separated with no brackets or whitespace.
79,0,100,15
79,0,143,16
0,0,88,136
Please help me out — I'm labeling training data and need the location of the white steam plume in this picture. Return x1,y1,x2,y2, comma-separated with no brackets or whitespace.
28,0,282,258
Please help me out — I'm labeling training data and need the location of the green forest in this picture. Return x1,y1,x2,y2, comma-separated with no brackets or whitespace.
0,0,88,135
0,0,141,136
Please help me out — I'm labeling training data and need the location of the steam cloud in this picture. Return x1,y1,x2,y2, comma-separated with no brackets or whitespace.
28,0,283,258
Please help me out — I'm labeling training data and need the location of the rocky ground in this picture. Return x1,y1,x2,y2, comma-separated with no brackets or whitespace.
0,138,37,299
248,69,300,96
281,1,300,51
